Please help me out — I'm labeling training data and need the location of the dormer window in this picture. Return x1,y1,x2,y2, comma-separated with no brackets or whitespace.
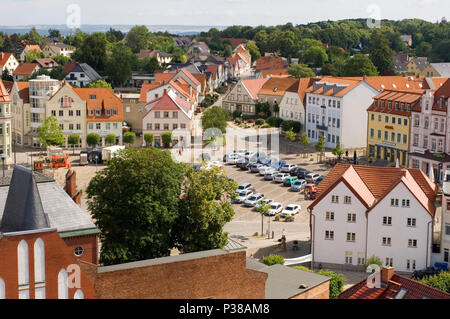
89,95,96,100
95,109,101,116
106,109,111,116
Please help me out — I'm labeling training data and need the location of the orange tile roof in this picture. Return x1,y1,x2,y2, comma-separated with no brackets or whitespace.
73,88,123,123
342,76,427,91
241,78,270,100
309,164,437,217
169,80,195,102
24,45,42,53
222,38,247,48
180,68,201,87
154,73,176,84
0,79,11,102
2,80,13,94
367,90,423,116
192,73,206,95
0,52,13,68
16,82,30,103
260,69,288,79
259,77,299,96
13,62,39,76
145,91,192,116
255,56,286,71
139,83,165,102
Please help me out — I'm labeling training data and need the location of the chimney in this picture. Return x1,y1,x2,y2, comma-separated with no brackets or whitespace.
163,89,167,95
64,169,81,206
381,267,395,283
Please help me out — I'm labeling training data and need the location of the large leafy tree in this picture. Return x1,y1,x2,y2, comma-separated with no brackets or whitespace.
245,41,260,63
86,133,100,147
303,45,328,67
37,116,64,147
105,42,136,86
73,32,107,72
88,80,113,92
288,64,315,78
174,166,236,253
126,25,150,53
369,32,394,75
343,54,378,76
139,57,160,74
201,107,229,134
86,148,184,265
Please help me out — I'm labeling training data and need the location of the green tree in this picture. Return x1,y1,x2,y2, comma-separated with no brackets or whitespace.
254,30,269,54
332,141,344,159
52,55,70,67
287,64,316,78
67,133,80,155
123,131,136,146
370,32,394,75
293,266,346,299
139,57,160,74
144,133,154,147
256,200,270,237
315,135,325,162
74,32,107,72
420,272,450,293
343,54,378,76
173,165,236,253
126,25,150,53
303,46,329,67
105,133,116,145
245,41,261,63
36,116,64,148
285,129,296,143
86,148,184,265
263,255,285,266
25,27,42,45
201,107,229,134
25,50,44,63
223,44,233,58
48,29,62,40
365,255,383,269
106,42,136,87
299,132,311,150
161,132,173,148
86,133,100,148
88,80,114,92
1,69,13,82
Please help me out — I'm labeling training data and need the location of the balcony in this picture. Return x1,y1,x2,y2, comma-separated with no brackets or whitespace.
316,124,328,131
30,107,46,114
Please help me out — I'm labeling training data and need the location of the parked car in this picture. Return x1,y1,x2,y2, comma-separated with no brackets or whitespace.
315,176,325,185
290,167,301,176
235,190,254,203
231,77,238,83
259,166,274,176
274,173,289,183
271,160,287,171
236,149,249,156
250,163,263,173
235,183,253,193
283,176,298,187
196,107,202,113
88,150,103,164
267,203,283,216
281,164,297,173
79,150,88,166
226,154,241,165
297,168,311,179
280,204,301,217
240,162,251,170
236,157,247,168
305,173,320,183
304,183,317,194
255,199,274,210
264,171,276,181
244,193,265,207
291,179,307,192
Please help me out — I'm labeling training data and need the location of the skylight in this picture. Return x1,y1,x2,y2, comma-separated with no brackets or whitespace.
394,288,408,299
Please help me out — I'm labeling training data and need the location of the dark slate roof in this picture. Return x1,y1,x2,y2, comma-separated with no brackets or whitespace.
0,166,49,233
79,63,102,82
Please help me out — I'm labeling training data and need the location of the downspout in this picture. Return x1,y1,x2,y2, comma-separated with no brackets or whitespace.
426,220,432,268
365,209,369,269
310,208,315,271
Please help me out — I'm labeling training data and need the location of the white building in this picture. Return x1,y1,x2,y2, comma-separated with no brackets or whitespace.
440,180,450,266
0,53,19,75
305,77,378,149
308,164,437,273
279,78,311,129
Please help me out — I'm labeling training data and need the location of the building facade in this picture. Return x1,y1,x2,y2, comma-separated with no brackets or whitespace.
0,80,12,165
222,78,269,115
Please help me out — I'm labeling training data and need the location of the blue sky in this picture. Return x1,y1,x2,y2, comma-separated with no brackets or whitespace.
0,0,448,26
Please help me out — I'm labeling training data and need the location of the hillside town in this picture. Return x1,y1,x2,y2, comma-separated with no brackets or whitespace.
0,5,449,303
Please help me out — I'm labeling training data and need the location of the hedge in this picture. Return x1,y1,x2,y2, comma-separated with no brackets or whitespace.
262,254,285,266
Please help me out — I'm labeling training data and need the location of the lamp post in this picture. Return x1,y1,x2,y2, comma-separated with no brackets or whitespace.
1,153,7,178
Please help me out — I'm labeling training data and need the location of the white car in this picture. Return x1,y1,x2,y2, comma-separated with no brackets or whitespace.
205,161,222,170
226,154,241,165
274,173,289,183
291,179,307,192
236,149,249,156
255,199,274,210
305,173,320,183
280,164,296,173
280,204,301,217
235,190,254,203
244,193,265,207
264,171,276,181
259,166,273,176
267,203,283,216
235,183,253,194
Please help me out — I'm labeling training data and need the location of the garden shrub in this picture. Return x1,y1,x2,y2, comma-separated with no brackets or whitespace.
262,254,285,266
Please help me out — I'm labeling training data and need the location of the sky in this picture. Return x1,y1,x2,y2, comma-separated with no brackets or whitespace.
0,0,448,26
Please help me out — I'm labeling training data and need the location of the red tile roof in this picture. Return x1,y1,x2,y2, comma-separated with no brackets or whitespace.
259,77,299,96
255,56,286,71
16,82,30,103
241,78,270,100
0,79,11,102
306,77,363,97
24,45,42,53
260,69,288,79
2,81,13,94
13,62,39,76
367,90,423,116
139,82,165,102
145,90,192,117
0,52,13,68
73,88,123,123
154,73,176,84
179,68,201,87
62,60,77,74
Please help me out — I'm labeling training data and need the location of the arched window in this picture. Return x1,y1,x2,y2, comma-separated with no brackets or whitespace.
74,289,84,299
34,238,46,299
17,240,30,298
58,269,68,299
0,278,5,299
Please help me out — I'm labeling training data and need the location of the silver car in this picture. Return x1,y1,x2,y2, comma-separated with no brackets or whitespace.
264,171,276,181
267,203,283,216
274,173,289,183
250,164,263,173
244,193,265,207
255,198,274,210
280,164,296,173
291,179,307,192
235,190,254,203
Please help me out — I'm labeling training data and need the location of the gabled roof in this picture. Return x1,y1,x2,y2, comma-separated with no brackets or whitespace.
309,164,437,217
73,88,123,123
145,90,193,119
15,82,30,103
23,44,42,53
0,79,11,102
260,69,288,79
33,58,59,68
409,57,430,71
259,77,301,96
255,56,286,71
241,78,270,100
155,72,176,84
430,63,450,77
0,166,49,233
367,89,423,116
306,77,362,97
179,68,201,87
2,80,13,94
0,52,14,68
139,82,165,102
62,60,77,74
192,73,207,95
72,63,102,82
13,62,39,76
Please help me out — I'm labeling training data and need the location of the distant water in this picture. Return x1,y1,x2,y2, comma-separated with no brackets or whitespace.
0,25,227,36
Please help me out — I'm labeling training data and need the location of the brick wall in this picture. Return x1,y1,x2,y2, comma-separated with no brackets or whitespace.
88,250,267,299
0,230,96,299
62,233,99,265
290,281,330,299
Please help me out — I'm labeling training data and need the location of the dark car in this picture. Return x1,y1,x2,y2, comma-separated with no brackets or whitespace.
236,158,247,168
290,167,301,176
315,176,325,185
240,162,251,170
87,150,103,164
297,169,311,179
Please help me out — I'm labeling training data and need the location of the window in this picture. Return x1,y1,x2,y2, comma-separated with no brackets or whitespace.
402,199,410,208
407,259,416,270
18,240,29,299
68,110,73,117
347,213,356,223
59,124,64,130
76,110,81,116
408,239,417,248
407,218,416,227
347,233,356,242
370,128,374,138
95,109,101,116
385,258,393,267
173,124,178,130
69,124,73,130
382,237,392,246
96,123,101,130
344,196,352,204
383,216,392,226
331,195,339,203
164,124,169,130
325,231,334,240
59,110,63,117
147,123,152,130
106,109,111,116
180,124,186,129
113,109,117,116
173,112,178,119
58,269,68,299
89,110,94,116
391,199,399,207
345,252,352,264
74,247,84,257
444,249,449,263
326,212,335,221
76,124,81,130
164,112,169,118
88,123,93,130
51,110,56,116
155,124,160,130
106,123,110,130
358,254,365,265
155,111,160,118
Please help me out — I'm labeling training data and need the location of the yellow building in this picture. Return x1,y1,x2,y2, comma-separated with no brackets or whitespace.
0,80,12,165
406,58,429,76
367,90,423,166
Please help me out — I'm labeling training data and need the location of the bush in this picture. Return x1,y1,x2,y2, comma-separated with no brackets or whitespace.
144,133,154,146
365,255,383,270
282,120,302,133
261,124,271,128
267,117,284,128
123,132,136,145
234,117,242,125
262,254,285,266
162,132,173,147
274,215,280,221
420,271,450,293
285,216,295,222
317,270,346,299
255,118,265,126
86,133,100,147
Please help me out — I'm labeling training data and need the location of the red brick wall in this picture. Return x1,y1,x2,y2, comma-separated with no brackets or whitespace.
290,281,330,299
90,250,267,299
62,234,99,265
0,231,96,299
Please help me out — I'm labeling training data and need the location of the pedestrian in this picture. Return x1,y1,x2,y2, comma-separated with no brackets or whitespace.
179,148,182,156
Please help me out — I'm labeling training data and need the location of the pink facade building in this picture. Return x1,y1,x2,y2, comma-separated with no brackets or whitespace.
409,80,450,184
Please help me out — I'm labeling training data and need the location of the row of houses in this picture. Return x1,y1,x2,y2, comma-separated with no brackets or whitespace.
395,54,450,78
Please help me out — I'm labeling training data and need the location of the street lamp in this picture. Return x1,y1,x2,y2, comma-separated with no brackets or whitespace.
1,153,7,178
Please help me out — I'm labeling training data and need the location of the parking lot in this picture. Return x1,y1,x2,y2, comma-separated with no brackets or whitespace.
222,153,332,252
